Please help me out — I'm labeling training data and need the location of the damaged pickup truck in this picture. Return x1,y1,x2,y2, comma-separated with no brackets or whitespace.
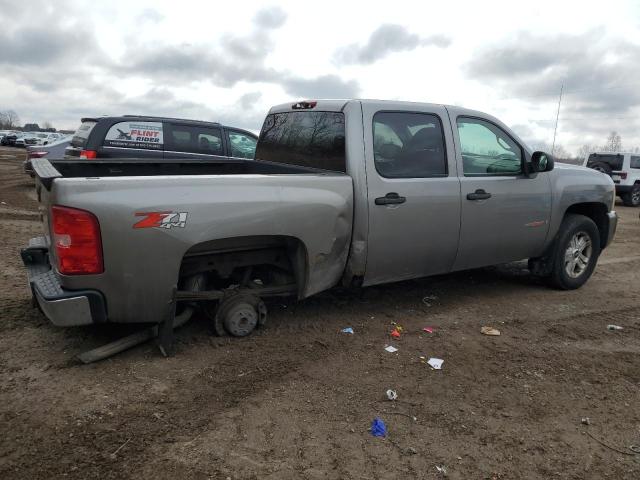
22,100,617,356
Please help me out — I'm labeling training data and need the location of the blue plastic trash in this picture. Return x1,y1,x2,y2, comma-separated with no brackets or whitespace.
370,417,387,437
341,327,354,334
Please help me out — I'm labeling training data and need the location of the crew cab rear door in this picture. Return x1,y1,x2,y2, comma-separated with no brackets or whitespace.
449,109,551,270
362,102,461,286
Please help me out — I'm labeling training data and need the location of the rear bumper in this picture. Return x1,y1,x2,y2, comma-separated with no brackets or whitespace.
603,211,618,249
21,237,107,326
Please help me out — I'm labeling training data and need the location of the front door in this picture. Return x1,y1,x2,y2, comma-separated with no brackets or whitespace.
363,103,461,286
451,113,551,271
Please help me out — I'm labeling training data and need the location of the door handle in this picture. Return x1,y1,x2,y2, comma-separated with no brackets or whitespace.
375,192,406,205
466,189,491,201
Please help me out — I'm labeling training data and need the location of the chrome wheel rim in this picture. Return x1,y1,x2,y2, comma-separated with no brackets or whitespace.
564,232,592,278
633,189,640,203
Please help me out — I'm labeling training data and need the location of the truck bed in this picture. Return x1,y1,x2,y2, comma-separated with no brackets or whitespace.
30,157,354,324
34,158,333,189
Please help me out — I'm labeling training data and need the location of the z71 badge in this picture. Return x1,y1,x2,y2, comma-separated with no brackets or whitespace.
133,211,188,229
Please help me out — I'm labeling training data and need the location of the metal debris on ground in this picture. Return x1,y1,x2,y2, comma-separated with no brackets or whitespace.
341,327,354,334
481,326,501,336
386,389,398,401
428,358,444,370
607,324,623,331
370,417,387,437
581,417,591,425
436,465,447,474
384,345,398,353
422,295,438,306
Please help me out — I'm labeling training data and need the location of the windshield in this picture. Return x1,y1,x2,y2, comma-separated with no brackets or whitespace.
255,111,346,172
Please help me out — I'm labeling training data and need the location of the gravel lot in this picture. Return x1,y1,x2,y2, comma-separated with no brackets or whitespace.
0,146,639,479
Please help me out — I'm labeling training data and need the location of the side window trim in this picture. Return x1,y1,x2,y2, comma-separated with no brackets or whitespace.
456,115,524,177
372,110,449,179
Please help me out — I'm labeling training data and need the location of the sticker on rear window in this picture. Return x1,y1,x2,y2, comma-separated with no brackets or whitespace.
104,121,163,150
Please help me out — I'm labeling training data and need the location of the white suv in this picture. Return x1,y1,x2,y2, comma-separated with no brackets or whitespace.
584,152,640,207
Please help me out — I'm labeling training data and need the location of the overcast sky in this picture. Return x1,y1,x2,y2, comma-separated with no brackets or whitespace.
1,0,640,154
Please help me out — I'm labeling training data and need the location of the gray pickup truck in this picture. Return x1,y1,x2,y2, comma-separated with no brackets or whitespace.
23,99,617,344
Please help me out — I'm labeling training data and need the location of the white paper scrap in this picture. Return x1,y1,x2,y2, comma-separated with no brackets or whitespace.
384,345,398,353
428,358,444,370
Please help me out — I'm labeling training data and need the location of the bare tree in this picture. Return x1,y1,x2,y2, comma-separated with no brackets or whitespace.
5,110,20,129
576,144,594,161
603,131,622,152
42,121,53,130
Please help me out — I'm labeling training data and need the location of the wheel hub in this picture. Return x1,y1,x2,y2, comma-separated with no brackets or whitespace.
564,231,592,279
224,302,258,337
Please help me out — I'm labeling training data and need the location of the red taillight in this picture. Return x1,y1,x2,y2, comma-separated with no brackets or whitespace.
28,151,48,159
51,205,103,275
80,149,97,159
620,171,628,180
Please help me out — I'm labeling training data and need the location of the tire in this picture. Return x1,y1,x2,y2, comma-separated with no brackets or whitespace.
621,184,640,207
590,162,612,175
549,214,601,290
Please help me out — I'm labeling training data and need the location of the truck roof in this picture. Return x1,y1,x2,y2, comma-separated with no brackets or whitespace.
267,99,490,119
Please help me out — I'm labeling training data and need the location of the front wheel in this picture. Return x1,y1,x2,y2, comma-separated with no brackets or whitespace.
621,184,640,207
549,214,601,290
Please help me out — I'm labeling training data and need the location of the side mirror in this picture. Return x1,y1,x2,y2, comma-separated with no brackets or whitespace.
531,151,554,173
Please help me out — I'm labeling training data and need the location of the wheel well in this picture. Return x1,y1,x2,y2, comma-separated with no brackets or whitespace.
564,203,608,250
179,235,308,297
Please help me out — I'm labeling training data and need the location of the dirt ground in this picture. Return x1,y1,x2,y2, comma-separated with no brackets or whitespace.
0,146,639,479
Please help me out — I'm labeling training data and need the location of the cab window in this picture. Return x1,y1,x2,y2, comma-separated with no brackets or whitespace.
457,118,522,176
373,112,447,178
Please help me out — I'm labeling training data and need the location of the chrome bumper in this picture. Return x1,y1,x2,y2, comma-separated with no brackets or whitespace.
21,237,107,326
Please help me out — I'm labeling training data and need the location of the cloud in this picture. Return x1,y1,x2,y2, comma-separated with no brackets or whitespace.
281,74,360,98
136,8,164,24
253,6,287,29
238,92,262,110
334,24,451,65
466,29,640,114
0,23,101,66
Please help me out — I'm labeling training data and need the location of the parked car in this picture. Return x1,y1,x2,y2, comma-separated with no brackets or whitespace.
584,151,640,206
26,132,61,146
14,133,30,147
22,100,617,349
65,116,258,160
0,130,13,142
23,136,71,176
2,132,22,146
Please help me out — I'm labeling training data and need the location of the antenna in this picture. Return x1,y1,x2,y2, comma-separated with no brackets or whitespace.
551,84,563,155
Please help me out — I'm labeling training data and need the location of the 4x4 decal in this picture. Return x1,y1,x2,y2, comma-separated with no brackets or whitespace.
133,211,188,229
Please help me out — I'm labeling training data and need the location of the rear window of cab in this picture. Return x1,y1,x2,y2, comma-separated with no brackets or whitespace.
255,111,346,172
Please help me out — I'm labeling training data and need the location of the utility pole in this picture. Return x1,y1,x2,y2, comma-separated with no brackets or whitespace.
551,84,563,155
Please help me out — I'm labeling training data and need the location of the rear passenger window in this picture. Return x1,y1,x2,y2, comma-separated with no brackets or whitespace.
373,112,447,178
630,156,640,169
228,131,257,159
167,125,223,155
104,121,163,150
